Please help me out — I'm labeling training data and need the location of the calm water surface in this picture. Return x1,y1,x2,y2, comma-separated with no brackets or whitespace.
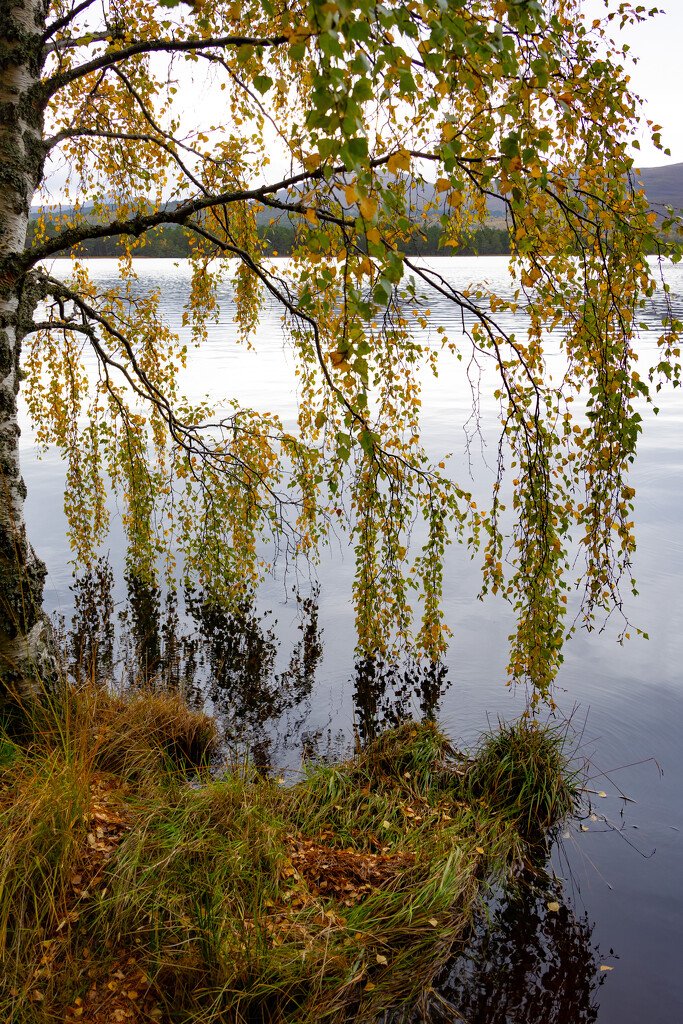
21,257,683,1023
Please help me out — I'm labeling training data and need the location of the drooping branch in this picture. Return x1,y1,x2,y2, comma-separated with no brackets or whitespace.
29,273,312,535
44,127,212,194
42,31,291,99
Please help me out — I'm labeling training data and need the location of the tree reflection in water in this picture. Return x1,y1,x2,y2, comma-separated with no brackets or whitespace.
63,563,328,764
62,556,117,682
119,576,197,691
63,562,452,765
353,656,449,744
186,587,324,765
398,878,604,1024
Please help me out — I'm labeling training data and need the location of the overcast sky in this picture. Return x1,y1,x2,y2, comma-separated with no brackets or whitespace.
40,1,681,201
596,0,683,166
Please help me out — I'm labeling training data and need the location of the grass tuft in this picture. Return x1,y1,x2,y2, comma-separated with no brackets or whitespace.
0,687,579,1023
464,717,580,837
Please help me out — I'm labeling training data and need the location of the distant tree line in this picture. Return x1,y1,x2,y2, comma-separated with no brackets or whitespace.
28,220,511,258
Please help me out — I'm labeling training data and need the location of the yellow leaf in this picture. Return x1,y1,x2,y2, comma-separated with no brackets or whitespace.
428,918,438,927
303,152,321,171
387,148,411,175
344,184,358,206
600,965,614,972
366,228,381,246
359,196,378,220
330,351,353,373
376,953,388,965
305,208,319,225
475,846,484,855
597,791,607,798
382,819,392,829
547,901,560,912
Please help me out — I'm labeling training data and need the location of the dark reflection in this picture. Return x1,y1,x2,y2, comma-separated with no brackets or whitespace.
403,878,605,1024
353,655,449,743
59,560,328,764
66,556,116,681
118,575,199,691
187,586,323,765
300,726,350,765
66,564,201,690
63,563,457,768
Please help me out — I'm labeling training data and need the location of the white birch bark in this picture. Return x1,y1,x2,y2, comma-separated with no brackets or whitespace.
0,0,59,696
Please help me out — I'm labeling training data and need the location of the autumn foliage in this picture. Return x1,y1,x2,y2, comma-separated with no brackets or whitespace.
1,0,681,700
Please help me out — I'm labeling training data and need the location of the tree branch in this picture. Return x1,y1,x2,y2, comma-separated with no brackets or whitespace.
44,30,123,55
43,31,290,99
23,164,359,267
31,274,308,520
42,0,98,42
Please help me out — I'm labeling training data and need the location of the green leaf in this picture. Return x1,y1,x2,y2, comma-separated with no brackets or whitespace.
253,76,273,95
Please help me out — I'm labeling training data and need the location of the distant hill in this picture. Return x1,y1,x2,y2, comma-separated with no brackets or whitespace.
633,163,683,212
250,164,683,225
30,163,683,243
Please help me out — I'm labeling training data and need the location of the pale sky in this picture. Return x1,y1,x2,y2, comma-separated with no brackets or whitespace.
40,0,682,202
595,0,683,166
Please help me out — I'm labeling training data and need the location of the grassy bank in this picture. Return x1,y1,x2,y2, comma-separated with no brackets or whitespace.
0,684,579,1024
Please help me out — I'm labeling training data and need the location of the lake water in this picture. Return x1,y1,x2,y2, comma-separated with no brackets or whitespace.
21,257,683,1023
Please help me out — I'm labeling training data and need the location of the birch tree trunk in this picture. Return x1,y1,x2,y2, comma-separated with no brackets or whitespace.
0,0,58,697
